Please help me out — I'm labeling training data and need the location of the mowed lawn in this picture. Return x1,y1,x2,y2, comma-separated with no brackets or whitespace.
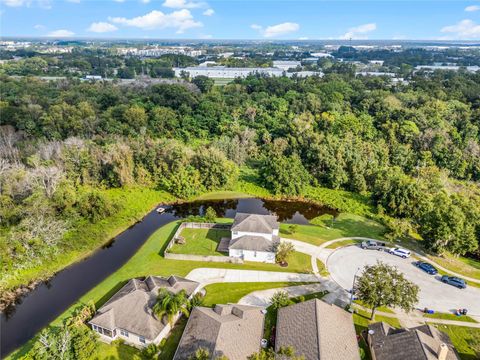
280,213,386,245
169,228,231,256
431,324,480,360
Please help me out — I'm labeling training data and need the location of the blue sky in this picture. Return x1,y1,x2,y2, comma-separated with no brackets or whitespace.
1,0,480,40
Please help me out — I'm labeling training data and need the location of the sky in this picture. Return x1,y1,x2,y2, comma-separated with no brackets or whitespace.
1,0,480,40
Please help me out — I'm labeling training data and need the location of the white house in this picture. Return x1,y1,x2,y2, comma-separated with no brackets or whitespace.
227,213,279,263
89,275,200,348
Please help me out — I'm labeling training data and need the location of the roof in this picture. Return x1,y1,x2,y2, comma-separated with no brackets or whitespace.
228,235,278,252
89,275,199,340
275,299,360,360
367,322,459,360
231,213,279,234
174,304,265,360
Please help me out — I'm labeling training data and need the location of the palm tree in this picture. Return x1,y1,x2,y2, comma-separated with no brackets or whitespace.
153,289,190,326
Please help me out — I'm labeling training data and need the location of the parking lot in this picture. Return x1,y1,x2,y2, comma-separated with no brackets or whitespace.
327,245,480,316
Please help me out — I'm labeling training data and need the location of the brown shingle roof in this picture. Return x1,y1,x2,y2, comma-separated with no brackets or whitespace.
275,299,360,360
174,304,265,360
89,275,199,340
231,213,279,234
367,322,459,360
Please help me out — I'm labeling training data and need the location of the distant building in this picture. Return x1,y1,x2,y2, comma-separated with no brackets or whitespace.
84,75,102,81
227,213,279,263
415,65,480,73
273,60,301,70
310,52,333,58
174,66,285,79
369,60,385,65
173,304,265,360
89,275,200,348
367,322,459,360
356,71,396,77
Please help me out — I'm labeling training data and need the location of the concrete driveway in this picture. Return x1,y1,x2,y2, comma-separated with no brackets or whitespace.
327,245,480,316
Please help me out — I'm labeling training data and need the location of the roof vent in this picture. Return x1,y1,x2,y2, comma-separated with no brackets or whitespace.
168,276,177,286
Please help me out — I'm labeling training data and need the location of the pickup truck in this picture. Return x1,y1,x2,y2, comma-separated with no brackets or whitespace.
361,240,387,250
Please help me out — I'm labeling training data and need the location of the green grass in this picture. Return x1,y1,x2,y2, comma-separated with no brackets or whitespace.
279,213,385,246
6,220,315,359
353,301,395,314
325,239,362,249
201,282,309,306
93,340,142,360
353,307,401,331
432,324,480,360
427,253,480,281
423,312,478,323
158,317,187,360
169,228,231,256
194,190,253,200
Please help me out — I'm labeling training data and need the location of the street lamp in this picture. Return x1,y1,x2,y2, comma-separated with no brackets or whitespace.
349,267,361,310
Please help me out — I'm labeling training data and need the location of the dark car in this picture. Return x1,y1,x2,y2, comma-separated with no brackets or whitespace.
441,275,467,289
415,261,438,275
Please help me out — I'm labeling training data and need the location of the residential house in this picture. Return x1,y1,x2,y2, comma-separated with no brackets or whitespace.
89,275,200,347
228,213,280,263
367,322,459,360
173,304,265,360
275,299,360,360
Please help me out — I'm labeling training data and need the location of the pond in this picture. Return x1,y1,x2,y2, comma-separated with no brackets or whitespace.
0,197,337,357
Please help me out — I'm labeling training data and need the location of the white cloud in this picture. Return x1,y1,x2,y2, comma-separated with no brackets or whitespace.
109,9,202,33
251,22,300,38
162,0,205,9
203,8,214,16
34,24,45,30
47,29,75,37
298,36,309,40
340,23,377,39
87,22,118,33
465,5,480,12
1,0,50,7
1,0,28,7
441,19,480,39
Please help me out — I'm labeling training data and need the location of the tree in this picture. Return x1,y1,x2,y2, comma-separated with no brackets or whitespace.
248,347,303,360
356,261,419,319
192,75,214,93
153,289,190,326
270,290,293,310
205,206,217,222
275,241,295,266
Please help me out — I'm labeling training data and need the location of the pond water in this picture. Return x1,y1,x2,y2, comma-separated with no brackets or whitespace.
0,197,337,357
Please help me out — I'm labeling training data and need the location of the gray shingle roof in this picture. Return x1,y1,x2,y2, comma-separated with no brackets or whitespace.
228,235,278,252
89,275,199,340
174,304,265,360
231,213,279,234
275,299,360,360
367,322,459,360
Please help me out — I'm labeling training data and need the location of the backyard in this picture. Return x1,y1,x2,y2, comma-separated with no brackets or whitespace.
168,228,231,256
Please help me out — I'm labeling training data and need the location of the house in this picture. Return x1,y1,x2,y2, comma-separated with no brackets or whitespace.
228,213,280,263
173,304,265,360
367,322,459,360
89,275,200,347
275,299,360,360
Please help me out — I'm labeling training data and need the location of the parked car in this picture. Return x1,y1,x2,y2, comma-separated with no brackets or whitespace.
361,240,386,250
415,261,438,275
441,275,467,289
389,248,411,258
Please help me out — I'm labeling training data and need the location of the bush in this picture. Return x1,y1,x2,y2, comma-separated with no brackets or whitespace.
77,189,116,223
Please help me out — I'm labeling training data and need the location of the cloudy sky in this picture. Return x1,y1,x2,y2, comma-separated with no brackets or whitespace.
1,0,480,40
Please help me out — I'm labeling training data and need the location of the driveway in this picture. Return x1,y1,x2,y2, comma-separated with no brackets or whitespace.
185,268,319,286
327,245,480,316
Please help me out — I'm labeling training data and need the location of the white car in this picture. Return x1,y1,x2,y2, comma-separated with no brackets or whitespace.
389,248,411,259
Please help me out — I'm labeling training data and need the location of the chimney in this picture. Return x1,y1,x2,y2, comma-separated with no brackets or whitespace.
437,343,448,360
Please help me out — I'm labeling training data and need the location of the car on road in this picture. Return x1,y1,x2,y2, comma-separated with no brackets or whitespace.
441,275,467,289
389,248,411,258
414,261,438,275
361,240,386,250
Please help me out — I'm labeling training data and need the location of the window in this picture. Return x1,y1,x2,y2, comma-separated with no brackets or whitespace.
120,329,129,337
139,336,146,344
103,329,113,338
254,251,257,257
92,325,97,331
233,231,238,235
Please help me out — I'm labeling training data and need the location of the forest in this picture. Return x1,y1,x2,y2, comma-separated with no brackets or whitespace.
1,68,480,301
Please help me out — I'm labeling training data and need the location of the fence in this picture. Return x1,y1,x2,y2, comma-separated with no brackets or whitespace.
164,222,243,264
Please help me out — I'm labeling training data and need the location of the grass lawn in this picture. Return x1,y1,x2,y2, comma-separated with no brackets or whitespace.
432,324,480,360
279,213,385,246
169,228,231,256
7,220,315,359
325,239,362,249
423,312,478,323
427,253,480,281
353,301,395,314
201,282,310,307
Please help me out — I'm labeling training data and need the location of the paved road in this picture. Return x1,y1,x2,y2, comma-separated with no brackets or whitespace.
327,246,480,316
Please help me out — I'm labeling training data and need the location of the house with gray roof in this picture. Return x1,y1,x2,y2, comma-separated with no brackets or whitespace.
89,275,200,348
228,213,280,263
173,304,265,360
275,299,360,360
367,322,459,360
